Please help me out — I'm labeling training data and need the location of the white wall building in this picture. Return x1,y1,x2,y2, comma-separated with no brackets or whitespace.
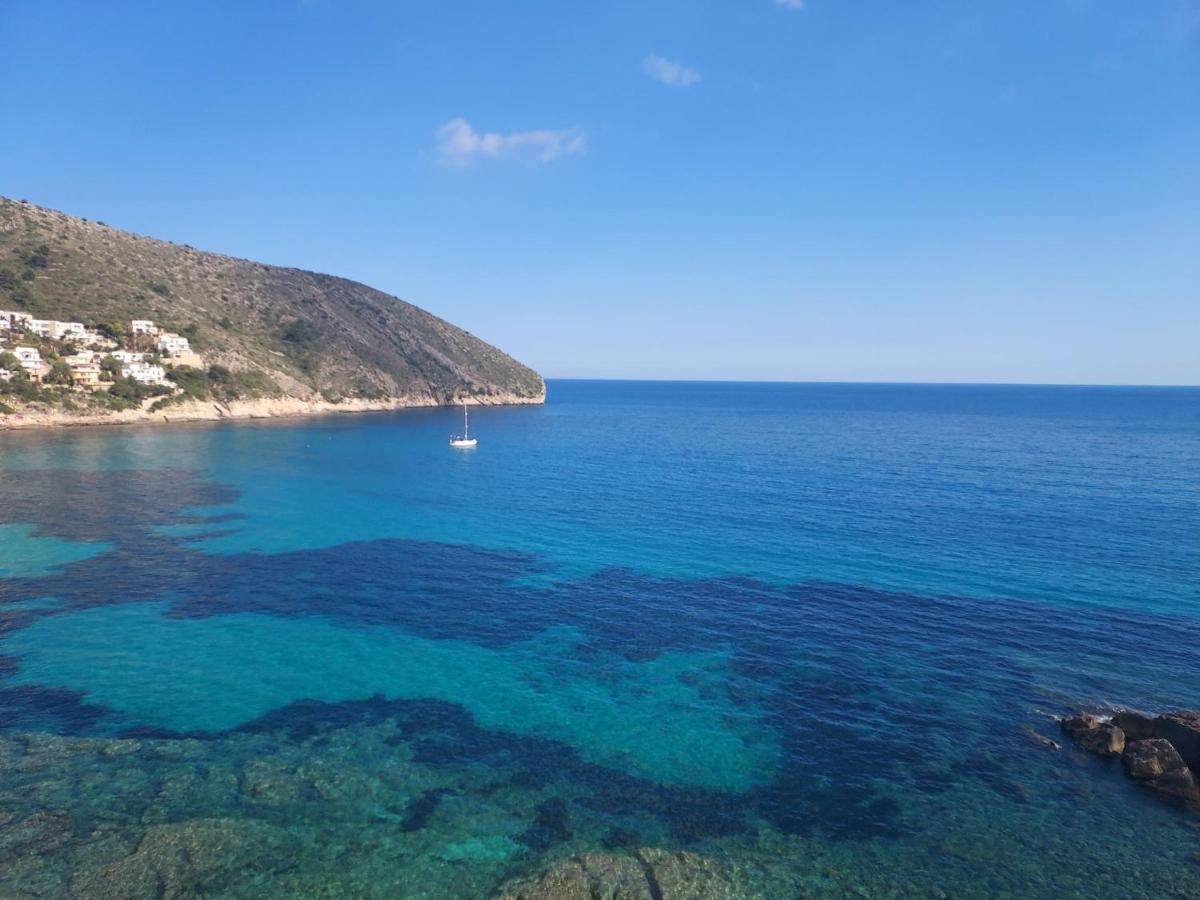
0,311,32,329
157,333,191,356
110,350,145,364
131,319,158,335
13,346,42,367
122,362,168,385
55,322,87,340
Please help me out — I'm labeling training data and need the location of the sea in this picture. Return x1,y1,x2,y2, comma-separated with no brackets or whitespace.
1,380,1198,897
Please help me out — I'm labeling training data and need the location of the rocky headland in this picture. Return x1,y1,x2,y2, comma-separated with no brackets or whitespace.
0,196,545,429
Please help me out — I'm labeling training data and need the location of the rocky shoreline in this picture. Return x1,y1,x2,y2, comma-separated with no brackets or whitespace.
1059,708,1200,805
0,390,545,431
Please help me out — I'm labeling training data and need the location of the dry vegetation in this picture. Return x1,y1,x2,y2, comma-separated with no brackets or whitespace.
0,197,544,406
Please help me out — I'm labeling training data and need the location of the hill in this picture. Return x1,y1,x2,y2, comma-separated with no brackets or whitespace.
0,197,544,425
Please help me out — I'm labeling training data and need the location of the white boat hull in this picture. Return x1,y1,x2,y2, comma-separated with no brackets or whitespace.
449,438,477,448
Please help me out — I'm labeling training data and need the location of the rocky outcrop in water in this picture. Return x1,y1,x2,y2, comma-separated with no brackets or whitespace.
1061,708,1200,806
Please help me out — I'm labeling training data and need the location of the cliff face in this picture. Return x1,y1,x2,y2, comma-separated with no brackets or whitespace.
0,197,544,407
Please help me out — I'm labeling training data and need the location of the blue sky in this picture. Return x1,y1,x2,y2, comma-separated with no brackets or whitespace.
1,1,1197,384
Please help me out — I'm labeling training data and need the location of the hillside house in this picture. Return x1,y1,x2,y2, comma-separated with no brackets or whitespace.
122,362,168,385
71,363,103,388
157,333,191,356
12,347,46,382
13,347,42,367
55,322,86,340
131,320,158,335
0,311,33,330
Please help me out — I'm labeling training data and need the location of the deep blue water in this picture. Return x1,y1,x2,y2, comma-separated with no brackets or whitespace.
1,380,1198,896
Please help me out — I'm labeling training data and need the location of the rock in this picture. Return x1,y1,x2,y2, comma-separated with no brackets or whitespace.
71,818,292,900
100,738,142,757
1122,739,1187,780
1155,712,1200,770
637,848,745,897
1059,714,1102,737
1023,727,1061,752
496,852,649,900
1076,724,1125,758
493,848,748,900
1112,710,1157,741
240,758,302,805
0,809,75,862
1150,767,1200,803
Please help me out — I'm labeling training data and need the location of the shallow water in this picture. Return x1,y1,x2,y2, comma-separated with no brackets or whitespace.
1,381,1198,897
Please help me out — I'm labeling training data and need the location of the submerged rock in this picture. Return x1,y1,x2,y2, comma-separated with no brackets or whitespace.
1123,739,1187,780
0,809,75,862
493,848,750,899
1023,727,1061,752
71,818,293,900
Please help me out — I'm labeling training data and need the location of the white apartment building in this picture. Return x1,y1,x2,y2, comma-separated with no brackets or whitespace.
109,350,145,364
131,319,158,335
122,362,168,385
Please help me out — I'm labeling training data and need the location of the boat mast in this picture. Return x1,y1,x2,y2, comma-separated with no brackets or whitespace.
463,401,469,438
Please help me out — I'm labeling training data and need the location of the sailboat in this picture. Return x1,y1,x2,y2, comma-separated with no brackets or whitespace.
449,400,477,448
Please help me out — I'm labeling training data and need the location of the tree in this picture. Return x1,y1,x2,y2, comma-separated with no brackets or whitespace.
99,355,122,381
97,321,127,342
45,360,75,386
0,351,18,370
166,365,210,399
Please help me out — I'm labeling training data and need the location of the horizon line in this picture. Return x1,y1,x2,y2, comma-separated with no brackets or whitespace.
540,377,1200,389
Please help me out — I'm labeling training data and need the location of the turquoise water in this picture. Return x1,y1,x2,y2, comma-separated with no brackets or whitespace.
1,381,1198,896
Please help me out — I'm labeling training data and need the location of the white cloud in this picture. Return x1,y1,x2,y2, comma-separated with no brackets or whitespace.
773,0,805,9
435,118,586,167
641,54,702,88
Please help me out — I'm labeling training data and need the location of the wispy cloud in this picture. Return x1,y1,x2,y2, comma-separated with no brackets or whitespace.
773,0,805,9
435,118,585,167
641,54,702,88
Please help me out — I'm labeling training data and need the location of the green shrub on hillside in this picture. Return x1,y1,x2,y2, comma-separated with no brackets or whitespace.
166,365,210,399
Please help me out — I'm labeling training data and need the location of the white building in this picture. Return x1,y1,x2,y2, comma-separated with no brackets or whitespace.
131,319,158,335
28,319,55,338
12,347,45,380
122,362,168,385
55,321,86,340
157,333,191,357
13,346,42,367
0,311,32,330
110,350,145,364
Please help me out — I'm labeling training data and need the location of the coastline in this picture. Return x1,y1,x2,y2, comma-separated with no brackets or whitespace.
0,390,545,431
